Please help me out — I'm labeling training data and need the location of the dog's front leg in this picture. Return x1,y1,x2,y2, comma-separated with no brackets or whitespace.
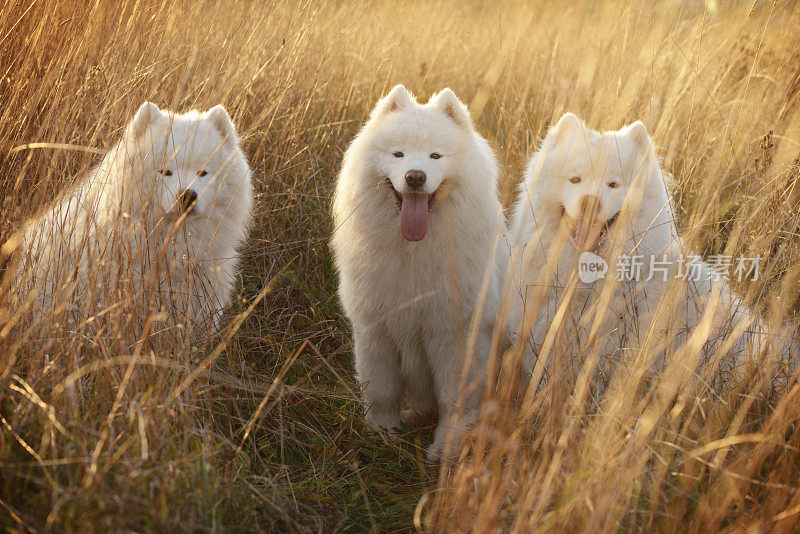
354,325,402,431
425,327,487,462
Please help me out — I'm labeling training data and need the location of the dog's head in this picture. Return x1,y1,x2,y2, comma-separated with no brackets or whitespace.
528,113,661,254
122,102,251,224
362,85,474,242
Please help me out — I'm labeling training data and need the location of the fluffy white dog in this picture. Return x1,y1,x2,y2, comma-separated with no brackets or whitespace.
508,113,766,389
6,102,253,338
331,85,507,461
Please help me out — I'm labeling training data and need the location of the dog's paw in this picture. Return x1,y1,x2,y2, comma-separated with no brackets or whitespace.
365,408,402,434
426,440,444,463
401,408,437,427
427,412,478,462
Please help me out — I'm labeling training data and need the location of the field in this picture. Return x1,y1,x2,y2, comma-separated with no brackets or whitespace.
2,0,800,531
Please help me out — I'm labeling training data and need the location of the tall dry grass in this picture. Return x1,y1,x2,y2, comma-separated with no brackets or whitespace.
1,0,799,531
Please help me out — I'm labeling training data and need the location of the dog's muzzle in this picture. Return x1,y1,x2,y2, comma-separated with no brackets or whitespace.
562,206,619,253
383,178,442,242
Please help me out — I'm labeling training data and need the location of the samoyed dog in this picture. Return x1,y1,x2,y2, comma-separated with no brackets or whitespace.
508,113,766,390
331,85,507,461
6,102,253,338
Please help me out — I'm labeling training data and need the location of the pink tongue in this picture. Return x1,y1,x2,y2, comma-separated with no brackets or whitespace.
400,192,430,242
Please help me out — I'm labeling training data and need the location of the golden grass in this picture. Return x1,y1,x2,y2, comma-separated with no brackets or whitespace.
1,0,800,531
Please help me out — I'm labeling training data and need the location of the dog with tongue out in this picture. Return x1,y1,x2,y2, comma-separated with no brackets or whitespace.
331,84,507,462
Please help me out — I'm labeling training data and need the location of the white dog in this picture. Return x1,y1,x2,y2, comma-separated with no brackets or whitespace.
331,85,507,461
6,102,253,338
508,113,765,390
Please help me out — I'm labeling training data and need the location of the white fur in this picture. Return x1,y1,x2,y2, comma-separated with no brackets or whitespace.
12,102,253,337
508,113,765,388
331,85,507,461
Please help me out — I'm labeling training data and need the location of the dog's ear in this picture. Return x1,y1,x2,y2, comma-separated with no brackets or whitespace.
620,121,652,152
547,113,585,142
126,102,161,139
206,105,240,146
371,84,414,120
429,88,472,129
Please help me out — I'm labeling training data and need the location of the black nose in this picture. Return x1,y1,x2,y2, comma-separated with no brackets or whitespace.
405,169,426,190
179,189,198,212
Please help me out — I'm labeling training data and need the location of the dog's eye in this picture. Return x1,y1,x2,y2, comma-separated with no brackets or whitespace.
608,181,619,189
430,153,441,160
569,176,581,184
393,151,404,158
159,169,172,177
198,170,208,177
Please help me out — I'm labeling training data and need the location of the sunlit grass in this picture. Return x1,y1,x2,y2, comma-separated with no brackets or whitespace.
1,0,799,531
